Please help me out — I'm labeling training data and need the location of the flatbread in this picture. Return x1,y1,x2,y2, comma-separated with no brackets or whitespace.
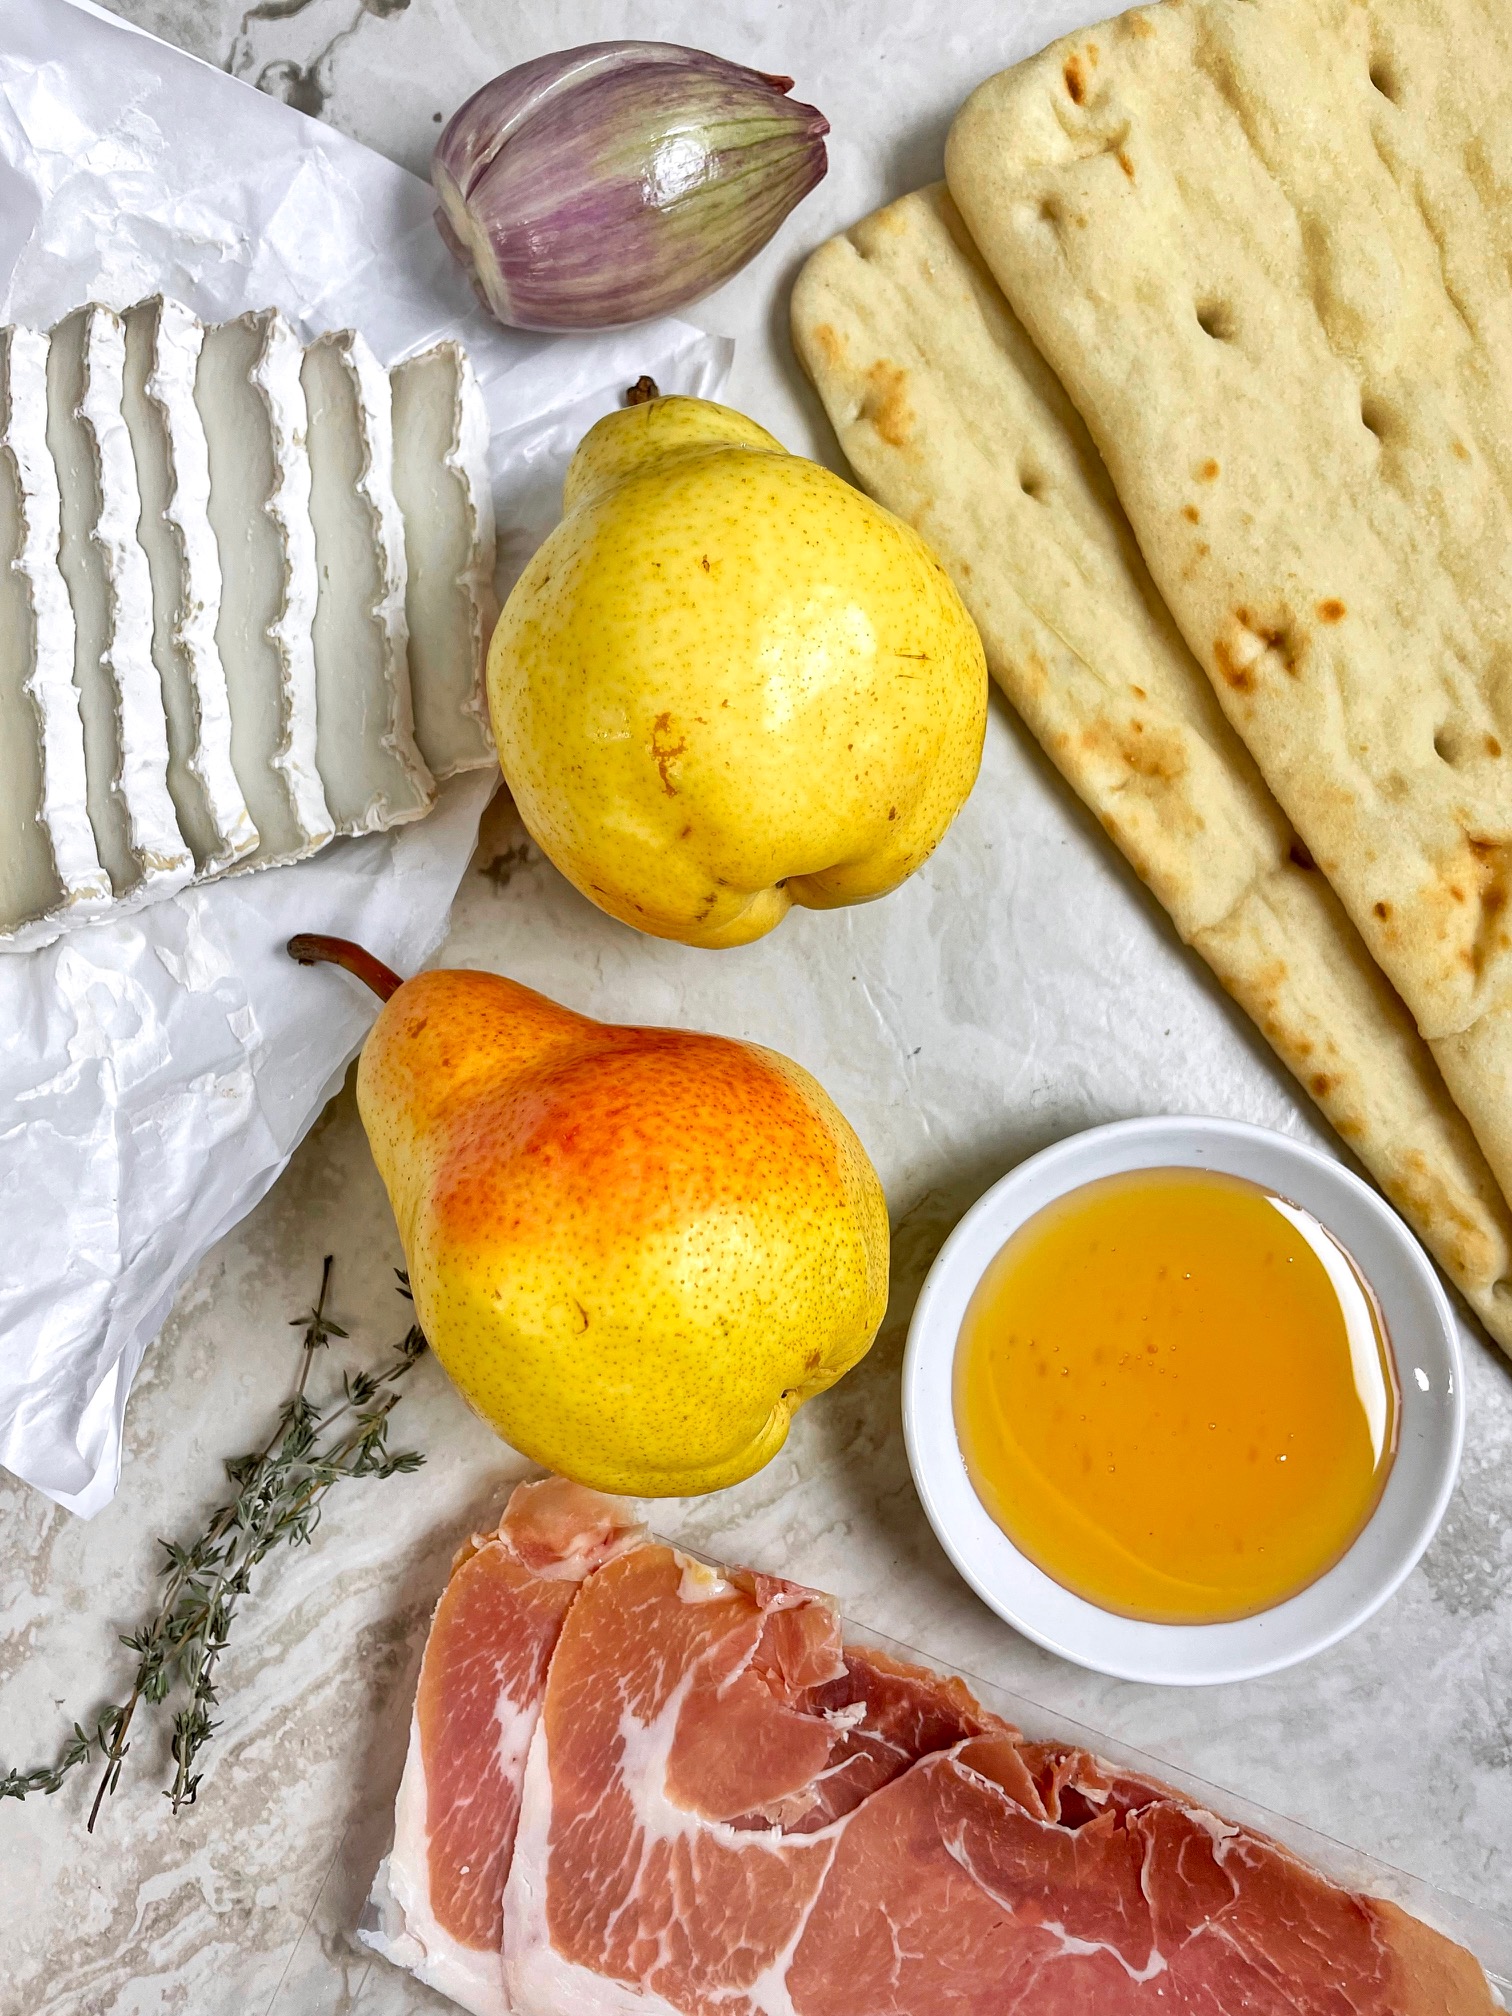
792,182,1512,1354
944,0,1512,1215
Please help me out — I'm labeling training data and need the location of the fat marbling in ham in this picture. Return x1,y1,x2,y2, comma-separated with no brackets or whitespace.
361,1479,1498,2016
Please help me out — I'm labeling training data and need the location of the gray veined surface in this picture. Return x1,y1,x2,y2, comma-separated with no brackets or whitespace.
122,295,258,877
303,327,435,836
197,308,334,872
0,324,111,946
391,340,498,781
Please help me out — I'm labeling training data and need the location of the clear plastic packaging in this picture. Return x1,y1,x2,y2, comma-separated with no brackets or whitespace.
843,1616,1512,2007
316,1556,1512,2012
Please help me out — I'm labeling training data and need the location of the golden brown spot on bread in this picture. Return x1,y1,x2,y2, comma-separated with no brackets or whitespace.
1197,458,1220,481
1128,12,1155,35
862,360,915,448
1290,838,1316,870
1130,684,1146,699
1460,837,1512,974
810,322,846,368
1452,438,1471,461
1231,607,1304,678
1488,735,1504,758
1064,54,1086,102
1080,717,1187,784
1182,504,1201,524
1310,1072,1337,1098
1318,598,1346,623
1374,900,1390,920
1213,638,1253,693
1117,149,1135,180
699,555,711,573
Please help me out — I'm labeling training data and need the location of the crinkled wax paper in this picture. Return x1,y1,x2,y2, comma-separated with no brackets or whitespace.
0,0,731,1515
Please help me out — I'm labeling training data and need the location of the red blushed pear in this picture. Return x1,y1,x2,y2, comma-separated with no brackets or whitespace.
289,935,889,1495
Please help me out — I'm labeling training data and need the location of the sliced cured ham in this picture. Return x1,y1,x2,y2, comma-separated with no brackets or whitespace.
499,1546,1029,2016
363,1478,646,2014
366,1482,1498,2016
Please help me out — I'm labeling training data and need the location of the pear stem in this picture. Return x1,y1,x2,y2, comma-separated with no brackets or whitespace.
287,934,404,1002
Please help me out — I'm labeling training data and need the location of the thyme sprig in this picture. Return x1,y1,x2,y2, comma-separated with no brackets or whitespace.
2,1259,426,1829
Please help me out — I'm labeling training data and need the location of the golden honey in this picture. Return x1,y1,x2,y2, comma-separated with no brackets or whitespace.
953,1167,1399,1624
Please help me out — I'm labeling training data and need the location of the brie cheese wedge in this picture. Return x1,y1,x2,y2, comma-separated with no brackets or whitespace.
4,299,502,950
303,328,434,835
391,341,497,779
47,304,194,899
0,325,111,947
197,309,333,872
122,296,257,877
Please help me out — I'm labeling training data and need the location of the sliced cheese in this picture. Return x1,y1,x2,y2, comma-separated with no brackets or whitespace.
391,341,497,779
0,326,111,948
302,328,434,835
122,296,257,877
197,309,333,871
46,304,193,899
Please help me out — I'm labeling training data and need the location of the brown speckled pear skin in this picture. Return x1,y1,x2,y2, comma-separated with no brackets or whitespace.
487,395,988,949
356,966,890,1495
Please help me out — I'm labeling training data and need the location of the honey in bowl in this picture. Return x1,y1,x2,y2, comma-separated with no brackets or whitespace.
953,1167,1399,1625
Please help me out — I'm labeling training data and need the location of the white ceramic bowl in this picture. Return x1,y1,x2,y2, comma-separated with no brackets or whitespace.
902,1116,1465,1686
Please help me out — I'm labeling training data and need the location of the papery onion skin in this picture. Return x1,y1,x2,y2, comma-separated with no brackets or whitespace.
433,41,829,332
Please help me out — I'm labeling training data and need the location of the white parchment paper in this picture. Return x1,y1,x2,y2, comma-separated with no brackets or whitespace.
0,0,730,1515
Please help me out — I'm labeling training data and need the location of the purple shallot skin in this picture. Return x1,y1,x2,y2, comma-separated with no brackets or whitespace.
432,40,828,331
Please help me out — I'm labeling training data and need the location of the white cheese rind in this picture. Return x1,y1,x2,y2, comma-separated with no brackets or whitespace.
79,305,195,895
303,327,434,835
122,295,257,877
258,308,332,856
391,341,497,780
198,309,333,872
0,326,111,948
47,304,193,900
48,310,128,889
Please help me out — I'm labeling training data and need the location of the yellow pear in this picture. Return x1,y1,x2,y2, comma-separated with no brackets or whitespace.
289,935,890,1497
488,394,988,948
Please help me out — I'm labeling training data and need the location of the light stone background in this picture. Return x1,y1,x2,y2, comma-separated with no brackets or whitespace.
3,1,1511,2010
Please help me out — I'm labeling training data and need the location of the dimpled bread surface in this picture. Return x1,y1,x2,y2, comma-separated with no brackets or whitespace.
945,0,1512,1223
792,182,1512,1355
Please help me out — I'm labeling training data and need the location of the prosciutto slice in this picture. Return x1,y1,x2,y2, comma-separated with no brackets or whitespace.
362,1477,646,2013
366,1483,1497,2016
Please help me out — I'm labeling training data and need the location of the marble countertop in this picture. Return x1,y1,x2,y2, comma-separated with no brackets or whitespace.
2,2,1510,2011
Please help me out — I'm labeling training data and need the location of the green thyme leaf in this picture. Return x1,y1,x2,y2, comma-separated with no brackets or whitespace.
1,1261,427,1828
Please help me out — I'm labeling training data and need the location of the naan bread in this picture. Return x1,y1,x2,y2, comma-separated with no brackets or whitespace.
792,183,1512,1353
945,0,1512,1215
